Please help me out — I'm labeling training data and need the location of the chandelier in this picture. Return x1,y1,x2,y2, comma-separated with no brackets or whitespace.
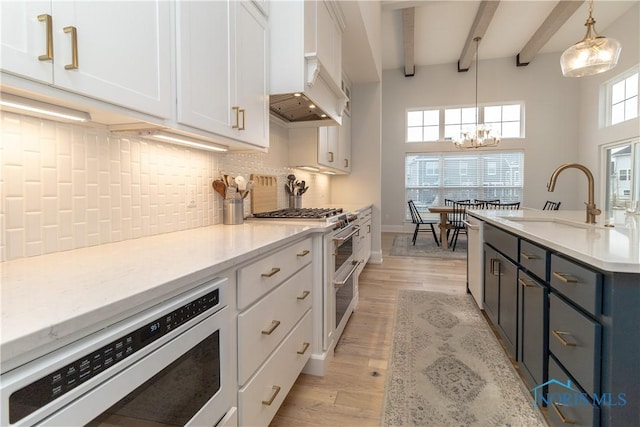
560,0,622,78
453,37,500,150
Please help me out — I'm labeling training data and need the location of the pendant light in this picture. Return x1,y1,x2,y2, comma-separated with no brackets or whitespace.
453,37,500,150
560,0,622,78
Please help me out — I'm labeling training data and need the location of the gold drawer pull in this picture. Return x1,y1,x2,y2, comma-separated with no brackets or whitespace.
297,290,310,300
297,249,310,257
63,26,78,70
553,272,578,283
552,330,577,347
521,252,538,260
239,108,246,130
518,277,537,288
261,320,281,335
297,342,310,355
261,267,281,278
552,401,577,424
38,14,53,61
262,385,281,406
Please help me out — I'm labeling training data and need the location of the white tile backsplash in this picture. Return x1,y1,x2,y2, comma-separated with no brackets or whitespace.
1,111,331,261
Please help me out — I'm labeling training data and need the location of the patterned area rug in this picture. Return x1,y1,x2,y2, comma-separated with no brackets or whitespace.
389,234,467,259
382,290,547,427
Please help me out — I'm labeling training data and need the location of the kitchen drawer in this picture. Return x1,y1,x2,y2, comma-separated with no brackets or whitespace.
550,254,602,316
549,293,601,396
238,310,312,427
238,264,312,384
518,270,547,388
519,239,548,282
237,237,312,309
484,223,518,262
548,356,599,427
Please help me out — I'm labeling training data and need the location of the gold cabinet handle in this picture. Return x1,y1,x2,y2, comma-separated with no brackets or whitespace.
262,385,281,406
38,14,53,61
490,258,502,276
518,277,537,288
232,106,240,129
63,26,78,70
328,151,334,162
553,272,578,283
297,342,310,355
367,224,371,233
520,252,538,260
297,249,310,257
297,290,310,300
552,330,577,347
552,402,577,424
344,159,349,168
261,267,280,278
239,108,246,130
261,320,281,335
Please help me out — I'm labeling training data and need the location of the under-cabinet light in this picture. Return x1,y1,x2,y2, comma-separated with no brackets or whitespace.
322,171,337,175
0,92,91,122
297,166,320,172
138,131,228,152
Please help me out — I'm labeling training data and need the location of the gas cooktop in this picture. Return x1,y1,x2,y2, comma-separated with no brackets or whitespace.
252,208,343,219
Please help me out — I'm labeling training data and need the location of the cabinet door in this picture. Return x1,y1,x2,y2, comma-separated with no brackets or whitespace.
498,254,518,357
483,245,500,325
176,0,234,136
518,270,547,388
1,1,53,83
51,1,172,118
338,113,351,172
318,126,338,168
235,1,269,148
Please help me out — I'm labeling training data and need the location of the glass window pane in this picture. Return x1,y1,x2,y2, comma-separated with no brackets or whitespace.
502,104,521,121
626,74,638,97
625,96,638,120
424,110,439,126
502,122,520,138
444,124,460,139
461,107,477,124
407,111,423,126
423,126,440,141
445,108,461,124
611,103,625,125
484,106,501,122
612,80,625,104
407,127,423,142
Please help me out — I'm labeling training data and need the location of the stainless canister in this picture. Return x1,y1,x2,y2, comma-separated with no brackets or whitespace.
223,199,244,225
289,195,302,209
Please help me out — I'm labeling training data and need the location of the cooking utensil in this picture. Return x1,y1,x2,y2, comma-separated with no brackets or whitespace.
235,176,247,191
212,180,226,198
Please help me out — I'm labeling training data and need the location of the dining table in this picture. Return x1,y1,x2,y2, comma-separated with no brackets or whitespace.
427,205,454,250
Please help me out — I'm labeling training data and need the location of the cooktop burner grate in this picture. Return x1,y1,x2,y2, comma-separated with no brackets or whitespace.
252,208,343,219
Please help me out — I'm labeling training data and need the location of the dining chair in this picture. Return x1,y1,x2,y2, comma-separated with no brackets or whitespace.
543,200,561,210
485,201,521,210
448,201,483,251
473,198,500,208
408,200,439,246
444,198,470,206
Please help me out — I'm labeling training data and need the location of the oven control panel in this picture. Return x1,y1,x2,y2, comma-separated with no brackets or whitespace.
8,289,220,424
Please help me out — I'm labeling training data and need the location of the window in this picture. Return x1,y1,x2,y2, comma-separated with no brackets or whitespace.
606,67,639,126
405,151,524,218
605,141,639,213
407,103,524,142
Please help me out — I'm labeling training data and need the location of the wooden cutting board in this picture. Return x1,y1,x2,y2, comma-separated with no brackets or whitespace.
250,174,278,214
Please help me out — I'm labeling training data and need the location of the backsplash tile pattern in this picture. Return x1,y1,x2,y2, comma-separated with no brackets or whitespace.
0,112,330,261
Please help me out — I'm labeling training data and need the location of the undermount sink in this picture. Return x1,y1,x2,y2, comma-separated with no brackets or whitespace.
503,217,611,230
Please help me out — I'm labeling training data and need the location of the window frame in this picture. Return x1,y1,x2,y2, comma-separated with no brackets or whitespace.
604,65,639,127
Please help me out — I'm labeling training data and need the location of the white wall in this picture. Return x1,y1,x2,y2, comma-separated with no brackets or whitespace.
381,53,582,229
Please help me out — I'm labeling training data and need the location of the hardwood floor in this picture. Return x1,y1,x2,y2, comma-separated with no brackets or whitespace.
270,233,469,426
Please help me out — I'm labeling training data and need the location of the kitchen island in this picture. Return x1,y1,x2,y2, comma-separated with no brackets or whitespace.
468,209,639,427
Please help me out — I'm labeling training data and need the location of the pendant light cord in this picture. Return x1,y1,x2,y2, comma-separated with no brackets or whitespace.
474,37,481,126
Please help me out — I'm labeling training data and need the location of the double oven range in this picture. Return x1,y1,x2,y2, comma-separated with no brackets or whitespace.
251,208,360,350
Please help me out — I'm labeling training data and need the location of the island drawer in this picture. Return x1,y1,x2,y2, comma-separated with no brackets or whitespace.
237,264,312,384
237,237,312,309
550,254,602,316
547,356,600,427
484,223,518,261
549,293,601,396
519,239,547,281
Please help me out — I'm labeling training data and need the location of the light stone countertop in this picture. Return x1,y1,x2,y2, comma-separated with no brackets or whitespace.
469,209,640,273
0,221,331,371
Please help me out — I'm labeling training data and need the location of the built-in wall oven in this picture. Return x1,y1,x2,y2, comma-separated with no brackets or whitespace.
1,277,235,427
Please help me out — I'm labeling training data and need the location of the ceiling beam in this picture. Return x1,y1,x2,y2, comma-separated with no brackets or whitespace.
457,1,501,72
402,7,415,77
516,0,584,66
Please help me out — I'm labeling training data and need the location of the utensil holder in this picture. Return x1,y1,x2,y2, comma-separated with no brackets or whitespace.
289,195,302,209
223,199,244,225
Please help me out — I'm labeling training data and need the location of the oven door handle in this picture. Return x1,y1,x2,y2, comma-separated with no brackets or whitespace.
333,226,360,243
334,261,360,287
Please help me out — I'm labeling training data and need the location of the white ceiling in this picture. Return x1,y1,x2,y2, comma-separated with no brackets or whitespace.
380,0,637,71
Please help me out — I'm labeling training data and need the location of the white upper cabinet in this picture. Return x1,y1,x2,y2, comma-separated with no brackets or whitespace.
1,1,173,119
177,0,269,148
317,125,339,169
338,112,351,172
